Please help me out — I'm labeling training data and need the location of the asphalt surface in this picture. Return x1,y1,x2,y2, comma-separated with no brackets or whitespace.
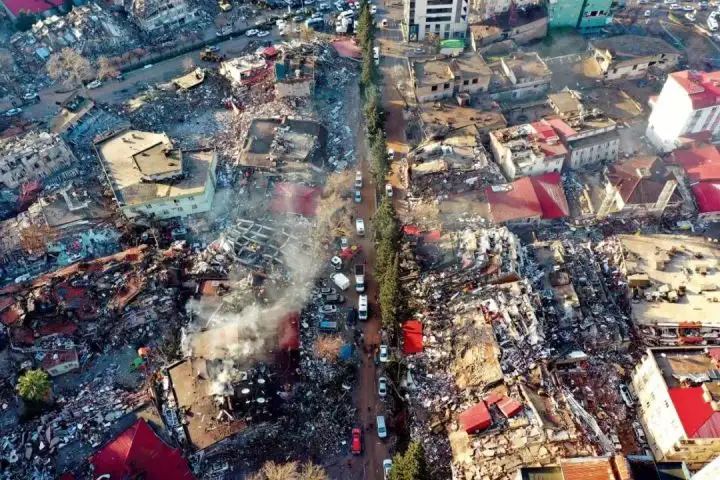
21,25,282,121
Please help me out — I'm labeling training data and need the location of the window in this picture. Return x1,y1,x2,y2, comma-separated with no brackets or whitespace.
192,205,198,210
431,85,438,91
428,16,451,22
426,7,451,13
472,78,478,84
443,82,450,89
463,80,469,85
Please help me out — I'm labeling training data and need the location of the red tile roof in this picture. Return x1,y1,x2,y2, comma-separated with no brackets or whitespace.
692,181,720,214
459,401,492,433
486,173,569,224
530,120,568,157
669,387,720,438
403,320,423,355
1,0,63,16
560,457,615,480
39,349,78,371
610,157,680,205
671,70,720,110
91,419,195,480
497,396,522,418
531,172,570,219
669,144,720,182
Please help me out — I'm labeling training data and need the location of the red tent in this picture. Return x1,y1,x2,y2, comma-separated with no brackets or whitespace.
277,311,300,351
459,402,491,433
91,419,195,480
403,320,424,355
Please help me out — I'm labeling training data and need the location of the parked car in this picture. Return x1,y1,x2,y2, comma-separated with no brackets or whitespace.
686,12,696,20
246,28,259,36
143,64,154,69
318,304,338,314
340,237,349,250
86,80,102,89
331,255,343,270
379,344,389,362
4,108,22,117
378,376,388,397
257,30,270,37
670,3,681,9
355,218,365,236
371,5,377,13
385,183,393,198
319,286,336,295
382,459,392,479
351,428,362,454
354,190,362,203
644,9,651,16
324,293,345,304
683,4,694,10
23,92,38,101
293,15,304,21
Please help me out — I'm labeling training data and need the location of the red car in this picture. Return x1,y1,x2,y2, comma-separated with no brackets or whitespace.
351,428,362,455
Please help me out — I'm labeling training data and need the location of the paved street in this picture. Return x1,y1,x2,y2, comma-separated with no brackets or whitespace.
21,25,281,121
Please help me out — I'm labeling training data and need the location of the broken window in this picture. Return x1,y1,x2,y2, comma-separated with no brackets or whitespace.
472,78,478,84
431,85,438,91
443,82,450,89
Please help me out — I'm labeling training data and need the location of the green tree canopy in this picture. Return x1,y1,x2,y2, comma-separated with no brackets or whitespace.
388,442,431,480
17,369,51,402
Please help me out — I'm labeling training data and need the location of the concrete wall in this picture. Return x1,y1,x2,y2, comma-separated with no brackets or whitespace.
597,51,680,81
548,0,584,27
415,79,456,103
489,79,551,102
567,137,619,169
275,78,313,98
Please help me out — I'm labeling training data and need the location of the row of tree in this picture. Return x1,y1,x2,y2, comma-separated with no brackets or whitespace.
356,0,389,186
375,197,401,327
388,441,431,480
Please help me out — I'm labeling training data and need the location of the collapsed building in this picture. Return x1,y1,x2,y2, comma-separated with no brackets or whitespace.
489,121,567,181
128,0,198,33
274,49,316,99
0,131,77,190
238,117,327,172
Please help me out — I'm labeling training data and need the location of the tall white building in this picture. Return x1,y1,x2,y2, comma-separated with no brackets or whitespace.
647,70,720,152
404,0,469,41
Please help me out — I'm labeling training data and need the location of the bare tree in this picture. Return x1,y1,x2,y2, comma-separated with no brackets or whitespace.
96,56,119,81
46,47,94,89
182,57,196,72
20,225,58,254
262,461,299,480
298,462,329,480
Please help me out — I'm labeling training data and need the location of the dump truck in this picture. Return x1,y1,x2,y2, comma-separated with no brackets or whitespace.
354,264,365,292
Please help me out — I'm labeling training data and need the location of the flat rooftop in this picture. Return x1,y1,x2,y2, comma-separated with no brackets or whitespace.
549,90,583,117
504,52,551,80
414,59,453,87
653,347,717,388
591,35,678,60
240,118,325,169
450,53,492,80
420,102,506,135
168,359,246,451
620,235,720,327
95,129,214,206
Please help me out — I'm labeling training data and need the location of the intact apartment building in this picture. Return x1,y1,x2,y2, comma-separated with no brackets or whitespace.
632,347,720,470
129,0,198,33
476,0,539,18
489,121,567,181
94,129,216,220
403,0,469,41
0,131,76,190
591,35,679,81
647,70,720,152
548,0,613,29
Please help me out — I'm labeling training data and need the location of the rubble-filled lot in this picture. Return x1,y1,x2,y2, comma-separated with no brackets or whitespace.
395,218,657,479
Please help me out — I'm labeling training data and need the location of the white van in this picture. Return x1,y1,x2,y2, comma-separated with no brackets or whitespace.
339,10,354,19
358,294,368,321
373,46,380,65
376,415,387,438
332,273,351,291
356,218,365,236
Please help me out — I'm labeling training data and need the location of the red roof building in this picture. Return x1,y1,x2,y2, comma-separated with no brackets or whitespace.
91,419,195,480
0,0,62,18
402,320,424,355
39,349,79,377
485,173,569,224
668,144,720,183
458,401,492,434
692,182,720,218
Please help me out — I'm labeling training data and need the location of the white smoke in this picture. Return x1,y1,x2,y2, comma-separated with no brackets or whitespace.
184,217,324,397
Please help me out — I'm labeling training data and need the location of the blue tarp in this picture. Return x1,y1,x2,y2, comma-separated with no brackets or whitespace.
339,344,353,361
